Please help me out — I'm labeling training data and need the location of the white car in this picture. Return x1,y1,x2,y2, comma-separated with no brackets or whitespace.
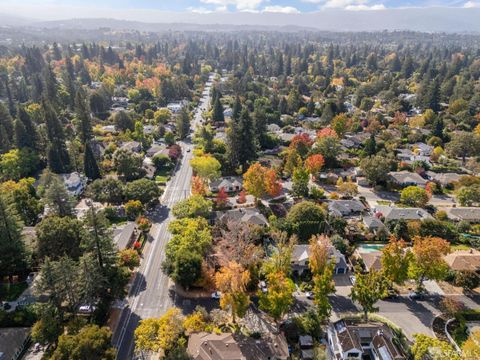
259,281,268,293
349,275,356,285
78,304,97,314
211,291,221,299
305,291,314,300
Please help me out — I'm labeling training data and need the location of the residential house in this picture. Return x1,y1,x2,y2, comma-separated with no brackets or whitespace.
0,328,31,360
167,101,187,113
60,172,87,196
426,171,462,187
373,206,432,222
299,335,314,360
101,125,117,134
445,207,480,223
187,332,289,360
146,144,167,158
209,176,243,193
113,222,140,251
328,200,366,217
363,216,386,233
355,250,383,272
212,208,268,227
120,141,142,153
327,320,405,360
444,249,480,272
111,96,129,109
412,142,433,156
291,244,348,276
388,171,427,188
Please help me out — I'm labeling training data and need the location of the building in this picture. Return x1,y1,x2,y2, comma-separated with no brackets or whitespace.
291,244,348,276
355,250,383,272
444,249,480,272
426,171,462,187
209,176,243,193
328,200,366,217
212,208,268,227
0,328,30,360
120,141,142,153
187,332,289,360
373,206,432,222
113,222,140,250
445,207,480,223
363,216,386,233
388,171,427,188
327,320,405,360
60,172,87,196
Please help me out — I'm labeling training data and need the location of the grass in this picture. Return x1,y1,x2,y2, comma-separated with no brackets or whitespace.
0,282,28,302
451,244,472,251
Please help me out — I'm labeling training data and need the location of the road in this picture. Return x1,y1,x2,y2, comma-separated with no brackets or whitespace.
112,75,214,360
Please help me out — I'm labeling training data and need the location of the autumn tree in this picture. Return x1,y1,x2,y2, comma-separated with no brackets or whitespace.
336,177,358,198
191,176,207,196
381,237,412,286
411,334,459,360
305,154,325,179
350,270,388,321
400,186,430,207
172,195,213,219
134,308,184,353
462,329,480,360
243,162,267,200
292,167,309,198
265,169,283,197
409,236,450,292
215,261,250,323
215,187,228,208
289,133,313,159
190,155,221,181
258,271,295,326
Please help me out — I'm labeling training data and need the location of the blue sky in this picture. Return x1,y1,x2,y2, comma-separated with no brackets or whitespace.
0,0,478,20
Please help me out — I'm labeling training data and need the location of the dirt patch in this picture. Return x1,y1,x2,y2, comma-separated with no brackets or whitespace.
432,315,448,341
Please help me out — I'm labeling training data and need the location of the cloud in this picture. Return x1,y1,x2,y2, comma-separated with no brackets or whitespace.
463,0,479,7
345,3,385,10
263,5,301,13
200,0,264,11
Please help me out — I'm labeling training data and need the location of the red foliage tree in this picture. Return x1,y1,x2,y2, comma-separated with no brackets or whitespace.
216,187,228,208
237,190,247,204
265,169,283,197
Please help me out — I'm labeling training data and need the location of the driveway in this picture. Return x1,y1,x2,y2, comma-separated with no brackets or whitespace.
357,185,399,208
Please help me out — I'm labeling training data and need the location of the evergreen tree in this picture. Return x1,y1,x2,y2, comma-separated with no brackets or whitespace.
44,64,58,104
364,133,377,156
0,194,28,280
43,101,71,173
15,106,37,149
176,108,190,140
75,87,93,143
237,108,257,170
232,95,242,121
211,96,224,123
0,102,13,153
84,142,101,181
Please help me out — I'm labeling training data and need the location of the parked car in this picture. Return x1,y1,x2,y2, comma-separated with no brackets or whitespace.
408,290,425,300
211,291,221,299
305,291,314,300
383,288,399,300
349,275,356,285
259,281,268,293
78,304,97,314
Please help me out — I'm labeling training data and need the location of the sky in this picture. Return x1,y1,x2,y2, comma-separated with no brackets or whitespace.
0,0,479,21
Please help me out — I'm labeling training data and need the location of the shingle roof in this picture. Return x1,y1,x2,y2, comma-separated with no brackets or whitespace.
388,171,427,186
446,207,480,222
444,249,480,272
374,206,432,221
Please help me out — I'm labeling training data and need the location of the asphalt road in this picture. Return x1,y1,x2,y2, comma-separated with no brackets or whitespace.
112,75,214,360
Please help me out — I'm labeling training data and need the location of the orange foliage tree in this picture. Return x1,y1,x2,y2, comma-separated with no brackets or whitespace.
305,154,325,179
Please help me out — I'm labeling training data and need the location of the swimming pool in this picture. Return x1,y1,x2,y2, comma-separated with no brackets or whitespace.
357,244,385,253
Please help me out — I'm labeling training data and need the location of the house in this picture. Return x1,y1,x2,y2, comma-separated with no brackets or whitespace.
0,327,30,360
299,335,314,360
146,144,167,158
412,142,433,156
60,172,87,196
113,222,140,251
111,96,129,109
223,108,233,118
327,320,405,360
363,216,386,233
120,141,142,153
388,171,427,187
291,244,348,275
355,250,383,272
445,207,480,223
373,206,433,221
328,200,366,217
101,125,117,133
187,332,289,360
444,249,480,272
167,102,185,113
212,208,268,227
209,176,243,193
426,172,462,187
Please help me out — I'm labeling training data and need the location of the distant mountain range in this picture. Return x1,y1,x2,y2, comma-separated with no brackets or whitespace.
2,7,480,33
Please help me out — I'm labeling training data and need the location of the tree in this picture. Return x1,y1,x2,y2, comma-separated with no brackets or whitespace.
446,132,480,164
43,100,71,173
183,308,208,335
36,216,83,260
0,195,28,280
411,334,459,360
456,184,480,206
227,108,256,171
31,304,62,346
462,329,480,360
75,87,93,143
312,262,336,321
118,249,140,270
243,162,267,200
305,154,325,179
283,149,303,177
176,108,190,140
258,271,295,325
289,133,313,159
134,308,184,353
381,237,412,286
292,167,309,198
191,176,207,196
216,187,228,208
15,106,38,150
350,270,388,321
51,325,116,360
215,261,250,323
331,113,349,137
360,155,391,186
409,236,450,292
172,195,213,219
87,178,124,205
315,130,340,167
336,177,358,197
83,142,101,181
0,178,42,226
112,111,134,132
0,148,39,181
154,108,172,124
190,155,221,181
125,200,143,220
125,178,162,205
113,149,145,181
286,201,326,243
400,186,430,207
211,96,224,123
42,173,74,217
265,169,282,197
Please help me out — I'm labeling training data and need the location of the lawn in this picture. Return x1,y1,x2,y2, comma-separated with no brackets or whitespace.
0,282,28,302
